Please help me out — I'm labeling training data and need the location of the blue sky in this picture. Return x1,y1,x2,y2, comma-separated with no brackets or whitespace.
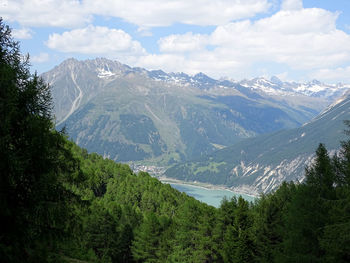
2,0,350,83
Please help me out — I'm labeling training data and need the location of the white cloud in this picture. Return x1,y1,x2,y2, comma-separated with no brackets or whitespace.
94,0,270,27
254,8,338,34
142,7,350,79
46,25,146,57
208,8,349,70
1,0,270,28
86,0,270,27
0,0,90,28
12,28,33,39
137,27,153,37
158,33,209,53
133,51,242,76
310,67,350,83
135,54,187,72
275,72,289,81
31,52,49,63
281,0,303,11
4,0,350,82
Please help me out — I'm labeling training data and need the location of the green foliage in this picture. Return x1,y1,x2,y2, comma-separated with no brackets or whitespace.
253,182,296,262
169,200,218,263
218,197,255,263
0,19,82,262
132,213,163,262
2,18,350,263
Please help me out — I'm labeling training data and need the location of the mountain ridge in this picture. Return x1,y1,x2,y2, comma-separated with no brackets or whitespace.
42,58,347,168
48,57,349,102
165,90,350,195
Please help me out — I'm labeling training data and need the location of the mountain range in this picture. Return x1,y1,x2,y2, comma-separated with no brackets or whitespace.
165,91,350,194
42,58,350,193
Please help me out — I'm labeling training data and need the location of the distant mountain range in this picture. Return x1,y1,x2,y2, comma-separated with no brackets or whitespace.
146,67,349,99
42,58,348,173
146,67,349,100
238,77,348,99
165,91,350,195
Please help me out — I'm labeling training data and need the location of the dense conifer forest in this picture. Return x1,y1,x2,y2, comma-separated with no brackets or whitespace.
1,19,349,262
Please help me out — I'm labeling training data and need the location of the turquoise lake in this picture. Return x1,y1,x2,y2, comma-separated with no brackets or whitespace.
169,183,256,207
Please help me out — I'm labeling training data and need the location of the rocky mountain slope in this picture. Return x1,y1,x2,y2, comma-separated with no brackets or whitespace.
165,91,350,195
42,58,343,166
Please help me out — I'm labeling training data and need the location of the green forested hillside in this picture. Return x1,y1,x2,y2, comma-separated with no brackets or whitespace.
1,19,349,263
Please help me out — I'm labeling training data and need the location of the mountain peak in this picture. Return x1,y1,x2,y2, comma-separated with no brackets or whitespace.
270,76,283,85
59,57,79,67
193,72,216,84
311,79,322,85
194,72,207,77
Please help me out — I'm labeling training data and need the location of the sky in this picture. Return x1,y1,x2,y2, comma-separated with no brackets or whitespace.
1,0,350,83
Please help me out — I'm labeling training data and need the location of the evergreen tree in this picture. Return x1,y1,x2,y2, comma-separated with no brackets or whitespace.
281,144,336,262
218,197,255,263
217,197,238,263
84,202,121,262
170,199,209,262
0,19,81,262
132,212,162,262
305,144,336,199
253,182,296,262
319,125,350,262
233,197,255,263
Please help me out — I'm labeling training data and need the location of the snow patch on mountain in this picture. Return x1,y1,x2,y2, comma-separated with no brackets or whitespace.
97,68,116,78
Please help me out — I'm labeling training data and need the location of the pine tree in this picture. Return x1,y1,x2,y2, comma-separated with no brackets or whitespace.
131,212,162,262
253,182,296,262
85,202,121,262
220,197,255,263
281,144,336,262
0,19,81,262
319,124,350,262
